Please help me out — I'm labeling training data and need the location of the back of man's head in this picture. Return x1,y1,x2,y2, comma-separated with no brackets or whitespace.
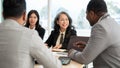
3,0,26,19
87,0,108,15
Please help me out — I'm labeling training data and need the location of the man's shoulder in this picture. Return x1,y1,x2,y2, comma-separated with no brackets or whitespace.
22,27,39,36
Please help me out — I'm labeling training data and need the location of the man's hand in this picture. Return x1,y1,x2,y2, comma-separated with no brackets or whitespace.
73,41,86,51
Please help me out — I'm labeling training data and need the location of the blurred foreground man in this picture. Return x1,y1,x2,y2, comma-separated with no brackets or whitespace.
0,0,62,68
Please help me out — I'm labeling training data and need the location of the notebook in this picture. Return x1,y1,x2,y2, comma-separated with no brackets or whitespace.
67,36,89,51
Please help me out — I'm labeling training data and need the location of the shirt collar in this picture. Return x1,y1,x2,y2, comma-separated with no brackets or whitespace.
29,26,36,30
60,30,66,35
98,13,110,22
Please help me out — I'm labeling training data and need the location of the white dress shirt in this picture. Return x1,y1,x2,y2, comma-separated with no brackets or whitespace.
0,19,62,68
56,31,66,45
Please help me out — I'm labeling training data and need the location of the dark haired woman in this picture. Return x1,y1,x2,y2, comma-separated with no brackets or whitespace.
25,10,45,39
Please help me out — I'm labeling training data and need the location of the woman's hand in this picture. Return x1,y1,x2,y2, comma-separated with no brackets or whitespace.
44,43,49,48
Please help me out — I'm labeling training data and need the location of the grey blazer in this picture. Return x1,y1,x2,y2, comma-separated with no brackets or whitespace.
0,19,62,68
69,13,120,68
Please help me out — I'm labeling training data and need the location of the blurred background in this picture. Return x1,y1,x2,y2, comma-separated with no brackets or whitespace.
0,0,120,41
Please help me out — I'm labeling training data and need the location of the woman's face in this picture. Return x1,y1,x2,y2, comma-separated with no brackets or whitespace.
57,14,69,31
29,13,38,26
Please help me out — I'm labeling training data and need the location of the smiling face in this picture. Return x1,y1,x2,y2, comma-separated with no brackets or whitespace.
29,13,38,26
57,14,69,31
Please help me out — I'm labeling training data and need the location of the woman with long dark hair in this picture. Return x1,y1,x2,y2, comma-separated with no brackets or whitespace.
25,10,45,39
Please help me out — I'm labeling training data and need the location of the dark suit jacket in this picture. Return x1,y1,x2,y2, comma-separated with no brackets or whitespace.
45,29,77,49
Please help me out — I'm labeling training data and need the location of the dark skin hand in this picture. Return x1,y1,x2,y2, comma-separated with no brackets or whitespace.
73,41,87,51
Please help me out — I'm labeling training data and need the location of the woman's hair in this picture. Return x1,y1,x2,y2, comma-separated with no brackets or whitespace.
25,10,41,28
53,11,74,31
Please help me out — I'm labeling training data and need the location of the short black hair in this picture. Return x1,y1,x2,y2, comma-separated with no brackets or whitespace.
87,0,107,15
3,0,26,18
